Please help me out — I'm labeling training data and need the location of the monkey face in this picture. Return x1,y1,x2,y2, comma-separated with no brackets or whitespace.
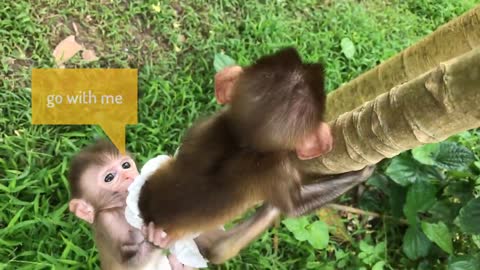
81,155,140,200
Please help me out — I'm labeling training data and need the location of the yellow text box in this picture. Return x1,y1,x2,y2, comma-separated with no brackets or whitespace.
32,69,138,154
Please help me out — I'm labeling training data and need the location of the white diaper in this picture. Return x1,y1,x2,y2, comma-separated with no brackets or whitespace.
125,155,209,269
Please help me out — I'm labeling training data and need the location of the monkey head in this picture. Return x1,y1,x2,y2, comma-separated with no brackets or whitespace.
214,48,332,159
68,140,139,224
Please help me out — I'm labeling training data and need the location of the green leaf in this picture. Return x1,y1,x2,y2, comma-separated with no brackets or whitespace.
448,255,480,270
388,183,407,218
213,53,236,72
359,240,374,253
417,260,433,270
340,38,356,59
359,189,383,212
421,221,453,254
283,218,329,249
457,197,480,234
428,200,460,223
412,143,440,166
471,235,480,249
445,181,474,204
307,221,329,249
403,181,437,225
474,161,480,170
372,261,386,270
385,156,439,186
282,217,310,241
402,226,431,260
435,142,475,170
412,141,474,170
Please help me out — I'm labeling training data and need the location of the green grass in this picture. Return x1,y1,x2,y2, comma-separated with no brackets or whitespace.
1,0,479,269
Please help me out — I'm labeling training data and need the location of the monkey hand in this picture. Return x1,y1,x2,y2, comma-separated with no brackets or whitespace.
142,222,172,248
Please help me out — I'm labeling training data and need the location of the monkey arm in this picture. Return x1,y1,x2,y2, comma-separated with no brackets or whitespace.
194,204,280,264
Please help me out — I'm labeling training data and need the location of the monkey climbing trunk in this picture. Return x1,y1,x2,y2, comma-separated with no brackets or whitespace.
325,4,480,121
302,47,480,175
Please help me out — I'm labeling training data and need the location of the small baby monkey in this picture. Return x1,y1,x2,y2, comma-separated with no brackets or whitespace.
138,48,375,249
68,140,281,268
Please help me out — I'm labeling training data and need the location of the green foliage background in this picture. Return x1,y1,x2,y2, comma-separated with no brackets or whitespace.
1,0,480,269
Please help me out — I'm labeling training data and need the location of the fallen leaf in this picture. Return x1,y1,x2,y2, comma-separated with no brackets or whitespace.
317,208,352,243
52,35,84,66
81,49,99,62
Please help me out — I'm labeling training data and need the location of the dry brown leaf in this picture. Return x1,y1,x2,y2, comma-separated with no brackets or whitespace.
53,35,84,66
317,208,352,243
81,49,99,62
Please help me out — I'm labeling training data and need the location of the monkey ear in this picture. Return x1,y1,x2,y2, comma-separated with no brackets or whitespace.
215,65,243,104
69,199,95,224
296,122,333,160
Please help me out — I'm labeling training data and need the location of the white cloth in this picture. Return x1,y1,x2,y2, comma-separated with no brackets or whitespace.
125,155,209,269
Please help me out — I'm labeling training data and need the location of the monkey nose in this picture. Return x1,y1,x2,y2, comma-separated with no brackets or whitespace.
122,171,136,182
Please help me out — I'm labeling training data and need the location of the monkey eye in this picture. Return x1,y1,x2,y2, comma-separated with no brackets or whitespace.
104,173,115,183
122,161,131,169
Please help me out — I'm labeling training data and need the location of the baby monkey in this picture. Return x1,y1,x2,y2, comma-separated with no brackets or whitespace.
139,48,374,250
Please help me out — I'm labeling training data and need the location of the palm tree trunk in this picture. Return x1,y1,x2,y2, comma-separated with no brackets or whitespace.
303,47,480,175
326,5,480,121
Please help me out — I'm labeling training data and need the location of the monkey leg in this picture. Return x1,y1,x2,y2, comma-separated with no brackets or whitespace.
287,165,375,217
195,204,280,264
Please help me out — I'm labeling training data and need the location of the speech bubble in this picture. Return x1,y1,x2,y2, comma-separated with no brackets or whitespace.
32,69,138,154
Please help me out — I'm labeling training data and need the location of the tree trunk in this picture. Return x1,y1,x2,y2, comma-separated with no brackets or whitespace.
302,47,480,175
326,5,480,121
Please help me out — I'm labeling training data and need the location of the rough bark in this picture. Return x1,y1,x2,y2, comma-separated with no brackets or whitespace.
302,47,480,175
326,5,480,121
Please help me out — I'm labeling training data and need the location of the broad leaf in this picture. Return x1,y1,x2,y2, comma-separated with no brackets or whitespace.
403,181,437,225
412,143,440,166
445,181,475,204
402,226,431,260
389,183,407,218
417,260,433,270
385,156,439,186
413,142,473,170
435,142,475,170
214,53,236,72
359,189,383,212
372,261,386,270
307,221,329,249
472,235,480,249
366,174,390,193
282,217,310,241
428,200,460,224
359,240,374,253
340,38,356,59
421,221,453,254
283,218,329,249
457,197,480,234
448,255,480,270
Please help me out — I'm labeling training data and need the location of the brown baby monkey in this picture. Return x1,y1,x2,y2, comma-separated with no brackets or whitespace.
68,140,283,268
138,48,375,255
